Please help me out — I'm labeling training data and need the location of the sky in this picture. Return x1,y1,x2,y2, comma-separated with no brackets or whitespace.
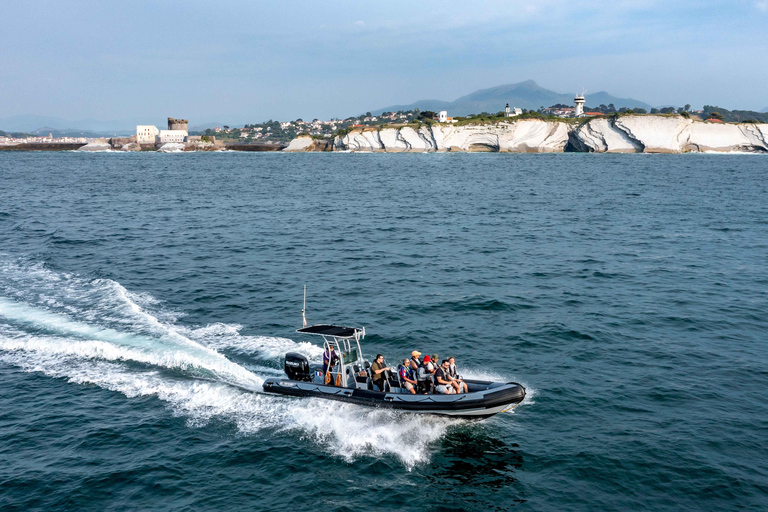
2,0,767,126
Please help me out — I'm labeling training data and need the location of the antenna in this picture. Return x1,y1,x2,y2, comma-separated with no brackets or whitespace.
302,285,307,327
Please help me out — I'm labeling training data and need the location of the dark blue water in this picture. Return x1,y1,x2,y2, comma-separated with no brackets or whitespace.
1,152,767,511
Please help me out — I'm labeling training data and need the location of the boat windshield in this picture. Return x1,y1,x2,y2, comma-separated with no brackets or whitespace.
342,347,359,365
297,324,365,388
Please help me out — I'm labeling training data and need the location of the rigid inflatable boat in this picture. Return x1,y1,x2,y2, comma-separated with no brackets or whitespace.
262,324,526,419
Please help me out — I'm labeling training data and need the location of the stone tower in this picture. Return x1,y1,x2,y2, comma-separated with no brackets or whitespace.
168,118,189,131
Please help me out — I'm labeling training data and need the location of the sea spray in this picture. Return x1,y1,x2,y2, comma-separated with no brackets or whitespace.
0,258,481,466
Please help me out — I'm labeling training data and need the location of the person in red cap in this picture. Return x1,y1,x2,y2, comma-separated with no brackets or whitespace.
421,355,436,394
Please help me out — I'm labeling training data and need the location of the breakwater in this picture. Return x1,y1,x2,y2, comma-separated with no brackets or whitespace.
0,143,87,151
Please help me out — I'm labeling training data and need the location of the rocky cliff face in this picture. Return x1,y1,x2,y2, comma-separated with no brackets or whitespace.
570,116,768,153
283,136,333,152
284,116,768,153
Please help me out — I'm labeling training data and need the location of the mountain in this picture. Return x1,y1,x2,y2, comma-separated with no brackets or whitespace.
762,107,768,113
29,127,118,138
372,80,653,116
0,114,163,133
0,114,234,136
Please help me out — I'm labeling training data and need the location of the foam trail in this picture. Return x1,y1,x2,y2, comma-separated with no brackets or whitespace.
0,298,262,390
0,257,527,467
180,322,323,361
0,332,452,467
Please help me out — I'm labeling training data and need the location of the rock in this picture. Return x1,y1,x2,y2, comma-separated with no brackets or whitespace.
121,142,141,152
284,136,314,152
157,143,185,153
688,122,768,152
76,141,112,152
283,136,332,152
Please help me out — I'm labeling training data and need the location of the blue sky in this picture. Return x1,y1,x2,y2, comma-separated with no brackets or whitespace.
2,0,767,125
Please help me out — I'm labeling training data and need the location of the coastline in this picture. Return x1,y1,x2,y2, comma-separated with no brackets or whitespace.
284,115,768,154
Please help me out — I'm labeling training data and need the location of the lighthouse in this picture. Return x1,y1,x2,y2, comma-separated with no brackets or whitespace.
574,92,586,117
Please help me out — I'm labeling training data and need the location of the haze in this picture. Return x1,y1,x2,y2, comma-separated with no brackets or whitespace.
2,0,767,125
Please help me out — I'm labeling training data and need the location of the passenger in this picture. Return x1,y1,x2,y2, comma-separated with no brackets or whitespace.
434,360,455,394
447,356,468,393
322,345,339,385
410,351,422,372
370,354,391,392
418,355,434,394
399,358,417,394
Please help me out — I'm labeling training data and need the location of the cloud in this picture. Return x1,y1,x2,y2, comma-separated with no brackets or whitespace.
353,20,365,26
755,0,768,11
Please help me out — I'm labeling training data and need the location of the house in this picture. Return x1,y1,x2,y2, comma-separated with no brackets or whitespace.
504,104,523,117
157,130,187,144
705,118,724,123
136,125,159,144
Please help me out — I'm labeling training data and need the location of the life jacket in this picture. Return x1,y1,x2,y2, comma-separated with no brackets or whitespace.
417,361,429,381
433,367,444,385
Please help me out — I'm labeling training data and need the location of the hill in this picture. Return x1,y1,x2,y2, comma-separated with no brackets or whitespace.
762,107,768,113
702,106,768,123
371,80,653,116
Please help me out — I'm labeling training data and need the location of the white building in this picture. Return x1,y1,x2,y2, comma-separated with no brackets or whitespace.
505,104,523,117
136,125,159,143
574,93,586,117
438,111,448,123
157,130,187,144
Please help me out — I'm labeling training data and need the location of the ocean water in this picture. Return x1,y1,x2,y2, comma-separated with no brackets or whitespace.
0,151,767,511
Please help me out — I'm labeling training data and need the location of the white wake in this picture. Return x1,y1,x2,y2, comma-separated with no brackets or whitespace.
0,258,494,467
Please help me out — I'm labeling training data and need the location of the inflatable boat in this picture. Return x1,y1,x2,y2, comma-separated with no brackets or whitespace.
262,324,526,419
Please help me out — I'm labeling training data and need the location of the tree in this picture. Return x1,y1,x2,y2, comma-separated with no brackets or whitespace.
635,108,647,114
365,112,372,117
684,104,691,112
599,104,608,112
651,108,660,114
708,111,724,120
223,125,230,130
417,110,437,120
608,103,616,113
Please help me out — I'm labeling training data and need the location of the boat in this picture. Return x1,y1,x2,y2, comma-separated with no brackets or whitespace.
262,323,526,419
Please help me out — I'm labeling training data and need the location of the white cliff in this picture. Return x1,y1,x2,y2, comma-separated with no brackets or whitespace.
284,136,314,152
571,116,768,153
290,116,768,154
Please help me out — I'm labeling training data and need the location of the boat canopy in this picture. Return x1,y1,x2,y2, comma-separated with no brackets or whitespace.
296,324,362,339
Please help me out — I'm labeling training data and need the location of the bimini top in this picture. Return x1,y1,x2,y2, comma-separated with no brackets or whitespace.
297,324,362,338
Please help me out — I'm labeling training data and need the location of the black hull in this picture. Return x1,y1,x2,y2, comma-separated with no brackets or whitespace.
262,378,526,419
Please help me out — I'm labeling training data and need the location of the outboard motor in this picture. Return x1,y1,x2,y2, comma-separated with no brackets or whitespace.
284,352,312,381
